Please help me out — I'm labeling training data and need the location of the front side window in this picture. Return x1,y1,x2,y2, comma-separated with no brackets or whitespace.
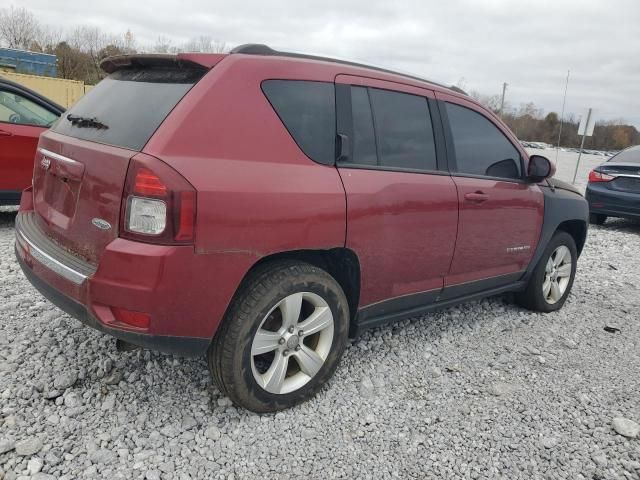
446,102,521,179
262,80,335,165
0,91,59,127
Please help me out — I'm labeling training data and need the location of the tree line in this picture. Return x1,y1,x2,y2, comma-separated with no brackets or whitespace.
1,6,637,150
469,93,639,152
0,6,226,85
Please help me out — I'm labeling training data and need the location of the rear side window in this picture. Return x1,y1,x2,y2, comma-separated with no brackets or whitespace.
52,67,205,151
446,102,522,179
262,80,335,165
350,86,437,171
370,89,437,171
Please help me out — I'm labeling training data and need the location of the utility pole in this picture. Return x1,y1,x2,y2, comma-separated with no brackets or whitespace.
555,70,570,162
499,82,508,116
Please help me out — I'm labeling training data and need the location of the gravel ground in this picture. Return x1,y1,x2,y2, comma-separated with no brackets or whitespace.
1,180,640,478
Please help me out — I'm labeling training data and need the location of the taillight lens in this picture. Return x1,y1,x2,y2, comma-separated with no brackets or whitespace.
126,197,167,235
134,167,168,196
120,153,196,245
588,170,615,183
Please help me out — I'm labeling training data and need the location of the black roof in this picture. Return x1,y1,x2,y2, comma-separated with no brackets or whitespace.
230,44,467,96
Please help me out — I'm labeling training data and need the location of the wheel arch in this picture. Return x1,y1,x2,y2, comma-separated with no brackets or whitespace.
233,248,361,330
523,186,589,283
556,219,587,257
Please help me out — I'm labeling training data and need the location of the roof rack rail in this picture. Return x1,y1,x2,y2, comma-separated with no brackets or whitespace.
230,43,467,96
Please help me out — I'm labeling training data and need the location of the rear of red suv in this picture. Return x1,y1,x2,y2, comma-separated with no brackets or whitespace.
16,54,233,354
16,50,349,412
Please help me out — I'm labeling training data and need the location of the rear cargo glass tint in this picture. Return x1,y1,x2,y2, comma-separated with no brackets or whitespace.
52,67,205,151
609,146,640,163
262,80,335,165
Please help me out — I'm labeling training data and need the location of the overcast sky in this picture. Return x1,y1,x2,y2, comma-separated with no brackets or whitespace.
14,0,640,128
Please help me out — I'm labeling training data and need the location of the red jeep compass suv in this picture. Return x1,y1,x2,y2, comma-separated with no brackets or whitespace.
15,44,588,412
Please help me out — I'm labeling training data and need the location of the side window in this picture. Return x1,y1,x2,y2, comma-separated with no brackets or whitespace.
446,102,521,179
368,88,437,170
0,90,59,127
262,80,335,165
350,87,377,166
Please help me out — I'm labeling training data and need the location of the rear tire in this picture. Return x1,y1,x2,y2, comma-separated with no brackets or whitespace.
208,260,350,412
589,213,607,225
516,231,577,312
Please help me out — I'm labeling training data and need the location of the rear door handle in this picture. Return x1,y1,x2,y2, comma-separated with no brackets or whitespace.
464,191,489,203
0,129,13,137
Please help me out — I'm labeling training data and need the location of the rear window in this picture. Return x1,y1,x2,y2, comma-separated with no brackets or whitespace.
52,67,205,151
262,80,336,165
609,146,640,164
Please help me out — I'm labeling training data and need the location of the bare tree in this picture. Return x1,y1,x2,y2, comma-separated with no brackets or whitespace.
469,90,505,114
1,5,234,84
122,29,136,54
153,35,174,53
34,26,63,53
184,35,226,53
0,6,40,50
69,26,126,82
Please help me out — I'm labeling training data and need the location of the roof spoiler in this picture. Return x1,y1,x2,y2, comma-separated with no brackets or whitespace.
100,53,225,74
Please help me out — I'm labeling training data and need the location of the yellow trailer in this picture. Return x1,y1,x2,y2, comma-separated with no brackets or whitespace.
0,71,93,109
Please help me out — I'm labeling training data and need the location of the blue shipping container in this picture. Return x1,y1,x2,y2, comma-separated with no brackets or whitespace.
0,48,57,77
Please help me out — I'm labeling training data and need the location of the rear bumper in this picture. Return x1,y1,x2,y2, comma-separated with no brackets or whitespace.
585,183,640,220
15,207,217,357
16,250,209,357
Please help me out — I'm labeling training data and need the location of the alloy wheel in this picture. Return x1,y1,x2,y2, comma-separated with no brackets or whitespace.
250,292,334,394
542,245,572,304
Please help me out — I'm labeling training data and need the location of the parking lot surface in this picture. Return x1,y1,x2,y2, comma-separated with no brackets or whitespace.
1,150,639,479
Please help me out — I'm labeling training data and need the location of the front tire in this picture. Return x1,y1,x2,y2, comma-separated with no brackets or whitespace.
516,231,577,312
208,261,350,412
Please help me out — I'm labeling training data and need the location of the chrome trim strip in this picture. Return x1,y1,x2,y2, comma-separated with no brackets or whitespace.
610,173,640,179
37,148,81,166
15,228,87,285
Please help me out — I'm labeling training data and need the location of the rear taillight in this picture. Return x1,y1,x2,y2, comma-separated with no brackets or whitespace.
588,170,615,183
120,153,196,245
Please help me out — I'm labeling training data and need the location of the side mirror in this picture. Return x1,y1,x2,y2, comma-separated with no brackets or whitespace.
527,155,555,182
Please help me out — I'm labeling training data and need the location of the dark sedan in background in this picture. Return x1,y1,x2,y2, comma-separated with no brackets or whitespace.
586,145,640,225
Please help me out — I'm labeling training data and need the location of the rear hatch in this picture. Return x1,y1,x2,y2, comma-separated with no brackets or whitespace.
599,162,640,194
32,58,209,264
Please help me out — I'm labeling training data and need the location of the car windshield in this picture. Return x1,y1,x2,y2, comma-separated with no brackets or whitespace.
608,146,640,163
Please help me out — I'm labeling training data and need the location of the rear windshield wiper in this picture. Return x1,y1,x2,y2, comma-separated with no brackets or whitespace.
66,114,109,130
